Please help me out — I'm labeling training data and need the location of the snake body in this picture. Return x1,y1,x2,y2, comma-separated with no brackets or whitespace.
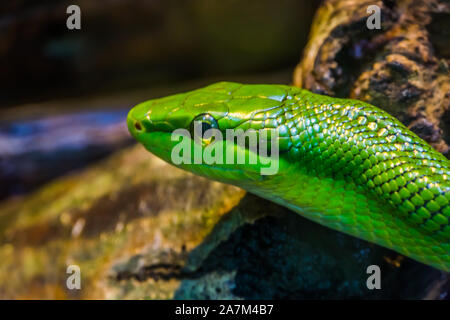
128,82,450,272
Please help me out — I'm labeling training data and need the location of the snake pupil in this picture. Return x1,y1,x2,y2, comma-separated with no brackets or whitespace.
201,122,212,136
134,122,142,131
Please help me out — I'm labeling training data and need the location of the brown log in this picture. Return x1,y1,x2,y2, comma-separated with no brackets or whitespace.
294,0,450,157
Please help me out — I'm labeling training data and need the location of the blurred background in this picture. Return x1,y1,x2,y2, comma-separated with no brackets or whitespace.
2,0,449,300
0,0,321,201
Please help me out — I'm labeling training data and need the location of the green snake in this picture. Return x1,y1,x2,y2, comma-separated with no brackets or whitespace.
127,82,450,272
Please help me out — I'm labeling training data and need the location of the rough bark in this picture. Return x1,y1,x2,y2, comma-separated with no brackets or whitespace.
294,0,450,157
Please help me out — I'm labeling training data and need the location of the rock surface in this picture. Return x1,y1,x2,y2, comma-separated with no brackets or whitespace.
0,144,245,299
0,144,448,299
294,0,450,157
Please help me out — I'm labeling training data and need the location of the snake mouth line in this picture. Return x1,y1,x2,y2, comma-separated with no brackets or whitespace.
146,140,274,175
138,127,280,176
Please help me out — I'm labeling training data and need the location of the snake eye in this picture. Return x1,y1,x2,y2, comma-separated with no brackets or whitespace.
134,122,143,132
190,113,219,143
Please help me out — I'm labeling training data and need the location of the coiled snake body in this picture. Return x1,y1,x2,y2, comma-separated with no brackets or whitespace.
128,82,450,272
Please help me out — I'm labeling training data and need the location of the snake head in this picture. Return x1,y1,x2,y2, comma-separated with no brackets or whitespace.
128,82,292,186
127,82,233,160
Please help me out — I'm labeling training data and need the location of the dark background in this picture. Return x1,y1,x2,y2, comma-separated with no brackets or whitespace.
0,0,320,200
0,0,320,108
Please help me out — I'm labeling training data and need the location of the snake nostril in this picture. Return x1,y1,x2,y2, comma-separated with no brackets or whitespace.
134,121,143,132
